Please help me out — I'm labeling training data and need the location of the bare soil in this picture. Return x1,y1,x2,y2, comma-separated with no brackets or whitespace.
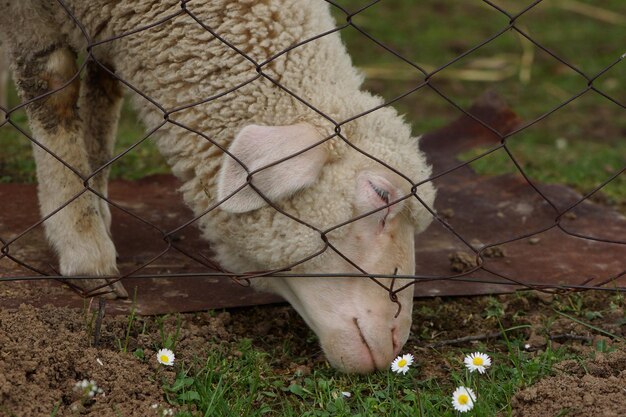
0,291,624,417
0,304,167,417
512,349,626,417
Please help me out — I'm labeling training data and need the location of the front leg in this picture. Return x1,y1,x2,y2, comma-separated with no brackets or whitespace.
10,42,126,298
79,60,124,241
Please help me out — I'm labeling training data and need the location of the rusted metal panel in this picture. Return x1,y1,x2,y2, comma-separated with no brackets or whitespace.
416,90,626,296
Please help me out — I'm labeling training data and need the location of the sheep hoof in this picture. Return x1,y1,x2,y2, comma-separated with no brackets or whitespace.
62,278,129,299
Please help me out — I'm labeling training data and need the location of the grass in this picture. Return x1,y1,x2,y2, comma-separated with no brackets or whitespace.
160,325,593,417
139,291,625,416
458,129,626,205
116,287,139,353
159,337,572,417
333,0,625,122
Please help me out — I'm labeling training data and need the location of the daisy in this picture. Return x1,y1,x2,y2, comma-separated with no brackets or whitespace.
73,379,103,398
156,348,175,366
464,352,491,374
390,353,414,374
451,386,476,413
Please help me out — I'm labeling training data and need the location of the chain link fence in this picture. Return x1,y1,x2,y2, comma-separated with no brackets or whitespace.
0,0,624,304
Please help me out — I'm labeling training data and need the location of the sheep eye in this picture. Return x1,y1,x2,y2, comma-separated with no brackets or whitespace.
369,181,390,204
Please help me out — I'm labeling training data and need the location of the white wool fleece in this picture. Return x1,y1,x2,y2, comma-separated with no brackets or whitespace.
32,0,436,273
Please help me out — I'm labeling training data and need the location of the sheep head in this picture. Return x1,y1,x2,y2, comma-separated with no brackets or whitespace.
215,121,434,373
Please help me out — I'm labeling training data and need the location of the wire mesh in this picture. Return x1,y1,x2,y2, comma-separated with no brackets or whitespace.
0,0,624,304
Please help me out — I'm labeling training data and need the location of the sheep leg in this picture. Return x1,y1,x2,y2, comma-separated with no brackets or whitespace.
10,43,127,298
79,61,124,241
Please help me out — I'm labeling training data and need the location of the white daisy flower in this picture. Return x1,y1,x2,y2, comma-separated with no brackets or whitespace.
451,386,476,413
73,379,103,398
390,353,414,374
464,352,491,374
156,348,175,366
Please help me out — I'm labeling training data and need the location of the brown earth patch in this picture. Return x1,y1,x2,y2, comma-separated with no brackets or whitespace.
512,349,626,417
0,304,171,417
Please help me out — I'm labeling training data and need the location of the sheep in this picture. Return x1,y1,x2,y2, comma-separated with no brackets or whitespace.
0,0,436,373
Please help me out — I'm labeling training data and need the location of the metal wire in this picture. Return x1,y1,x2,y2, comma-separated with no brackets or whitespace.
0,0,624,304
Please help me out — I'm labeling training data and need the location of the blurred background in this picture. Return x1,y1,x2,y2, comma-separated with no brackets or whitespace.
1,0,624,212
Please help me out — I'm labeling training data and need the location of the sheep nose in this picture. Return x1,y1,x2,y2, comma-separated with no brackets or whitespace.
353,318,400,371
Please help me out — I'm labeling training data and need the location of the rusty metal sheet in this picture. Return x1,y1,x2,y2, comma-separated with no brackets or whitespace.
1,92,624,314
415,91,626,296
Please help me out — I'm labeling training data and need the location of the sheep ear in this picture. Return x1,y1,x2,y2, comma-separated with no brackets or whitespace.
217,123,328,213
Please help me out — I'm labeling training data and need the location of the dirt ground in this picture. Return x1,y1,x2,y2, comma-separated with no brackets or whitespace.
511,350,626,417
0,290,624,417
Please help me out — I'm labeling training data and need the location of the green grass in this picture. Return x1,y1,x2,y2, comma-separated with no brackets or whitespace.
459,129,626,205
333,0,625,120
158,333,572,416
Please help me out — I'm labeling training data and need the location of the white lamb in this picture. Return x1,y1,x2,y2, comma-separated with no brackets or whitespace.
0,0,435,373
